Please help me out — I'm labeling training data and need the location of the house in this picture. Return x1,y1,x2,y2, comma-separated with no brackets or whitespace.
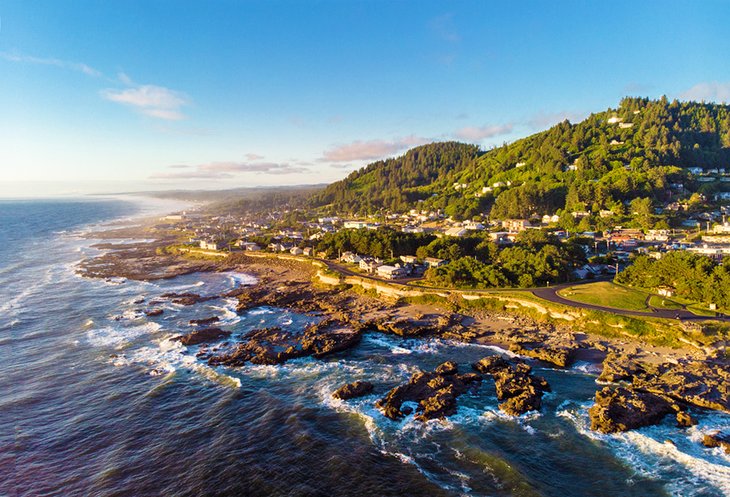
359,259,380,273
340,251,363,264
571,211,591,218
618,122,634,129
344,221,369,229
200,240,221,251
542,214,560,224
377,265,407,280
599,210,614,218
464,221,485,230
290,247,304,256
502,219,531,232
713,223,730,234
424,257,447,268
656,286,675,298
402,225,424,233
303,247,314,256
445,227,468,237
400,255,418,264
607,116,623,124
687,167,704,175
236,241,261,251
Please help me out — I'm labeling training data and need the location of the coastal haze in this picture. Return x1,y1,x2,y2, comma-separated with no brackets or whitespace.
3,2,730,497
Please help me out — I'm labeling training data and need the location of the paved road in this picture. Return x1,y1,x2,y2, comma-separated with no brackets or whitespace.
532,285,730,322
318,259,729,322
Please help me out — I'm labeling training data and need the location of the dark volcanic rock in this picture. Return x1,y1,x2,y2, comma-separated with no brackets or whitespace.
472,356,550,416
161,292,218,306
207,319,361,366
190,316,220,326
332,381,374,400
508,343,575,368
435,361,458,375
376,362,482,422
632,360,730,413
144,308,164,317
373,313,466,338
597,353,647,383
176,327,231,346
598,355,730,414
589,386,675,433
702,432,730,454
676,411,697,428
472,356,510,375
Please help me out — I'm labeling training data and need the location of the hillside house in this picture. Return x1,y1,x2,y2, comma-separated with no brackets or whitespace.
377,265,407,280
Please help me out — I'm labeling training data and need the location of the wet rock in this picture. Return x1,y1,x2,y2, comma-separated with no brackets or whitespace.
332,381,374,400
472,356,550,416
207,319,361,366
376,362,481,422
176,327,231,346
435,361,458,375
701,432,730,454
190,316,220,326
161,292,217,306
676,411,696,428
589,386,675,433
472,356,510,375
145,308,164,317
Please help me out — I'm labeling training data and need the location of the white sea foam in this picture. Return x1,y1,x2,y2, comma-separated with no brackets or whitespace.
86,322,161,349
557,401,730,495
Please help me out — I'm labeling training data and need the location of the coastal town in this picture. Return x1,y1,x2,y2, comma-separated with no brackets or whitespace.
161,197,730,290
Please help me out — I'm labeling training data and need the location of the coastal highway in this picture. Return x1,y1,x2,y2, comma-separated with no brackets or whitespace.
318,259,730,322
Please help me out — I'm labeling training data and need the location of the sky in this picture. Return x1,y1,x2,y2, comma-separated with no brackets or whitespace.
1,0,729,197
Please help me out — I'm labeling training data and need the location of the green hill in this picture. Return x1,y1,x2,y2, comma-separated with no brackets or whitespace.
310,97,730,222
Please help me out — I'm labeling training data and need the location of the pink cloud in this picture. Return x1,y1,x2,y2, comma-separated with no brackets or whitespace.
454,124,513,141
101,84,189,120
320,135,428,162
150,161,309,180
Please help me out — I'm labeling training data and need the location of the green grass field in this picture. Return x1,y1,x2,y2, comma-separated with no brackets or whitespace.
558,281,651,311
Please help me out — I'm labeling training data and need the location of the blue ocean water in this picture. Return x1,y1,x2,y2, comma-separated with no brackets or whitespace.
1,198,729,497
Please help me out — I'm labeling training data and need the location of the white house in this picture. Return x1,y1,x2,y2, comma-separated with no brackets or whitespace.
445,227,468,237
424,257,447,268
377,265,407,280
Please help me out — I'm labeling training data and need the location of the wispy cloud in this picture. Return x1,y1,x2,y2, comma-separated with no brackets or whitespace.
101,84,189,120
150,161,308,179
528,111,588,129
429,13,461,43
453,124,513,142
680,81,730,103
0,50,101,77
320,135,428,162
245,153,265,161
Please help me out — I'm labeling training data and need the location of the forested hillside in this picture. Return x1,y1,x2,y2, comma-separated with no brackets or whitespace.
310,97,730,220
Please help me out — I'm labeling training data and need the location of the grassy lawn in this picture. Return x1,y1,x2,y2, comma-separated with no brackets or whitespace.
647,295,683,310
557,281,650,311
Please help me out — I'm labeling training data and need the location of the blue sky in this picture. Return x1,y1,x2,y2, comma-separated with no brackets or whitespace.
1,0,729,196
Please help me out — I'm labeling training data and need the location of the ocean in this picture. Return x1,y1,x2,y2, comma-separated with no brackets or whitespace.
1,198,729,497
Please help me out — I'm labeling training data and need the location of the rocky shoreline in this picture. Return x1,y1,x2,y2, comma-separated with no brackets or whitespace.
78,226,729,448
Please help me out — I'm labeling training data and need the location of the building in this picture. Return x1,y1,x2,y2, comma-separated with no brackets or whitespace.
200,240,221,251
303,247,314,256
400,255,418,264
344,221,369,229
377,265,407,280
340,251,363,264
502,219,531,232
445,227,468,237
359,259,380,274
290,247,304,256
424,257,447,268
236,241,261,251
